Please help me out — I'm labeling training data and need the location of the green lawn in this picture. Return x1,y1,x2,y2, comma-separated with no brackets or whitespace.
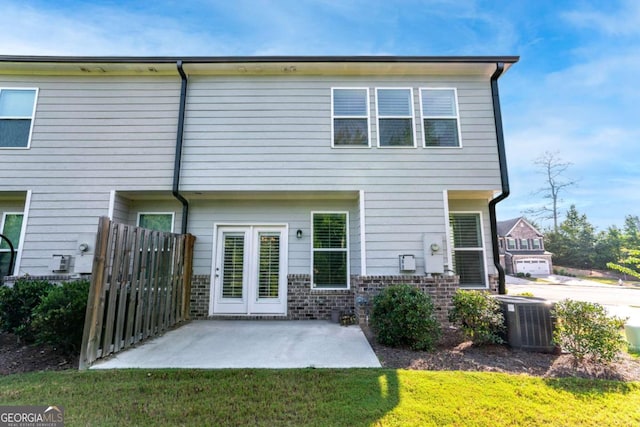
1,369,638,426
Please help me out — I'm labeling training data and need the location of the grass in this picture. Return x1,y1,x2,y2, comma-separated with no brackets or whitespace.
572,275,640,287
0,369,638,426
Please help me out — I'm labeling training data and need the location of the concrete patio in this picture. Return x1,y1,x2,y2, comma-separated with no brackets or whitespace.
91,320,381,369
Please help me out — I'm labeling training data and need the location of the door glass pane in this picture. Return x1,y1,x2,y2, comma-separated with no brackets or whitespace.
222,234,244,299
257,233,280,299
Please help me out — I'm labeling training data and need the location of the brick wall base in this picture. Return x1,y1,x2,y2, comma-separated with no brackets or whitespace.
353,275,459,327
189,274,462,326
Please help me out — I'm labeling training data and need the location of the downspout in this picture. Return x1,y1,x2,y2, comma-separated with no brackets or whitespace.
488,62,509,294
173,60,189,234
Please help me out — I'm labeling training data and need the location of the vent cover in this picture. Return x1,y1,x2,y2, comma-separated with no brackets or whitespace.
494,295,556,353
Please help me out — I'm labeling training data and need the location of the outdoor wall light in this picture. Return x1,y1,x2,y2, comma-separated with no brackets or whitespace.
296,229,303,239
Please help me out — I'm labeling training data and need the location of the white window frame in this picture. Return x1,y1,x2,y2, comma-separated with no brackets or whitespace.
520,238,529,249
375,87,416,148
420,87,462,148
506,238,516,250
311,211,350,290
331,88,371,148
0,88,39,150
136,212,175,233
448,211,488,289
0,212,24,276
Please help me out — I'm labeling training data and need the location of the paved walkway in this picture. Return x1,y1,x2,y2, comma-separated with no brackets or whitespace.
91,320,381,369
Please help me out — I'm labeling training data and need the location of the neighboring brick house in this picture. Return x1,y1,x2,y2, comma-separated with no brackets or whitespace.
1,55,518,322
497,217,552,275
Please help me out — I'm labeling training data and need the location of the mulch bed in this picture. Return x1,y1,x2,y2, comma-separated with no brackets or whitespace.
2,328,639,382
0,332,78,375
361,325,640,382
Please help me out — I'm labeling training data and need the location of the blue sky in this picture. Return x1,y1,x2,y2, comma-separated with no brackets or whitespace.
1,0,638,231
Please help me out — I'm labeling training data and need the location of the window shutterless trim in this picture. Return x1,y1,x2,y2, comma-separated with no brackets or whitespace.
375,87,416,148
331,87,371,148
136,212,176,233
419,87,462,148
310,211,350,290
0,87,38,150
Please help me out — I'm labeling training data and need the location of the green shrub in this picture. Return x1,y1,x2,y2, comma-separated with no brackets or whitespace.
370,284,441,351
32,280,90,353
553,299,627,365
448,290,504,345
0,279,55,342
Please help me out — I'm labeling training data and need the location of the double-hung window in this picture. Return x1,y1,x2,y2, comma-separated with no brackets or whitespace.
376,88,415,147
420,88,461,147
532,239,542,250
520,239,529,249
331,88,370,147
450,212,486,288
506,238,516,250
0,213,24,276
137,212,174,232
312,212,349,289
0,88,38,149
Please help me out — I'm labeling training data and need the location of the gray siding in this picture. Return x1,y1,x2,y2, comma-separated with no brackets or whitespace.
1,71,500,276
180,75,499,191
0,75,180,274
187,198,360,276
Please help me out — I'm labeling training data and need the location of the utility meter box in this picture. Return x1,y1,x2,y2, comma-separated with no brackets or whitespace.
423,233,445,274
75,233,96,274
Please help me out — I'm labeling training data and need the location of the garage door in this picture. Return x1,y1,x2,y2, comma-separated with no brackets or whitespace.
515,259,550,275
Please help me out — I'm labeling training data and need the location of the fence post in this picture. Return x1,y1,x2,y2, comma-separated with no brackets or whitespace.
79,216,111,370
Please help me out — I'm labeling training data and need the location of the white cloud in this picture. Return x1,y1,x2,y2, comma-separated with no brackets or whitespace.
562,0,640,36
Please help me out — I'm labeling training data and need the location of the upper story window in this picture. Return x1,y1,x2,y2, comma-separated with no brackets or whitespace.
376,88,415,147
0,88,38,149
331,88,370,147
532,239,542,250
420,88,461,147
520,239,529,249
137,212,174,232
506,238,516,250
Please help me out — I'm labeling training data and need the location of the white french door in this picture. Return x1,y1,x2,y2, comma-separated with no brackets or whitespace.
212,225,288,315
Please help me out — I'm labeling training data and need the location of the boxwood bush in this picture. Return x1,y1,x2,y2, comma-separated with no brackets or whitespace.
0,279,55,342
448,290,505,345
32,279,90,353
370,284,441,351
553,299,626,364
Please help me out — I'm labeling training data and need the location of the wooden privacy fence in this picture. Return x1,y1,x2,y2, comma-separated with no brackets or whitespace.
80,216,195,369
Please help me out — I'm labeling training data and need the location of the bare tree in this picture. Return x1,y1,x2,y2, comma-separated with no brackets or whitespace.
524,151,577,232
